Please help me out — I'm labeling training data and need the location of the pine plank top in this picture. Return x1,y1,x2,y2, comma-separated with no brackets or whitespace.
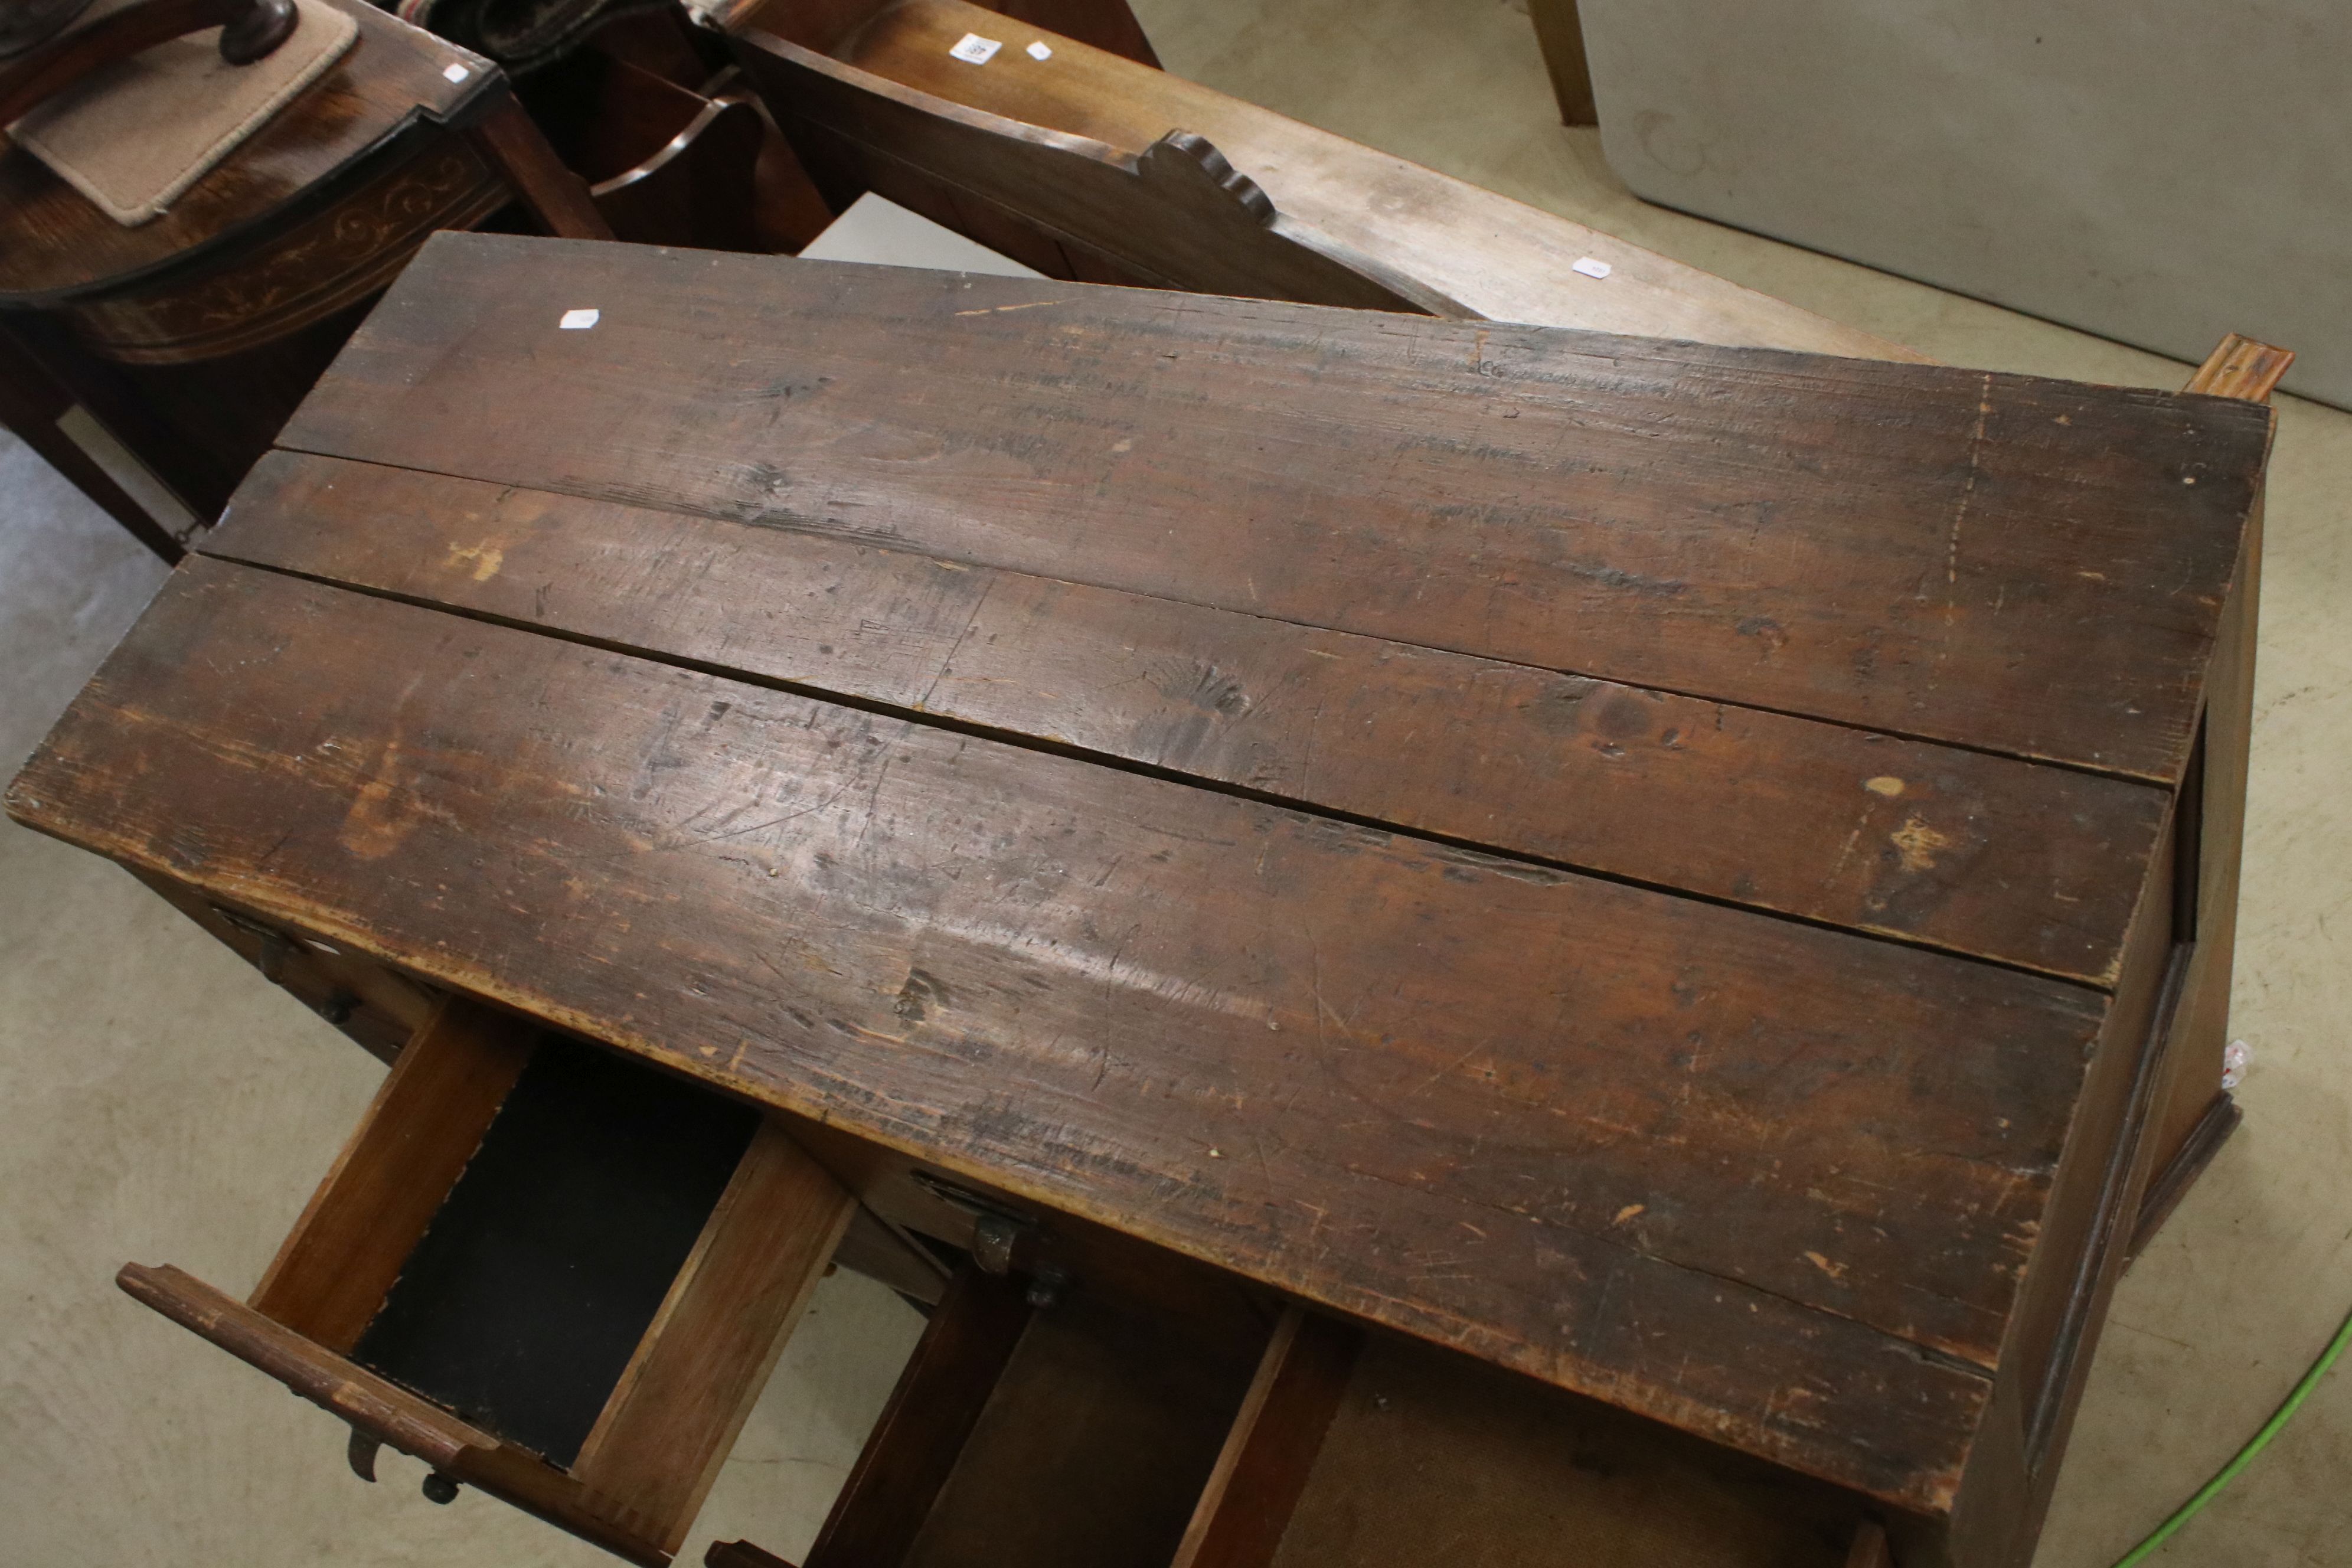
9,233,2272,1517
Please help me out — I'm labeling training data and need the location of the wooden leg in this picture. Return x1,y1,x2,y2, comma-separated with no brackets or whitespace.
1847,1517,1894,1568
707,1544,797,1568
468,93,616,241
802,1267,1034,1568
1528,0,1598,126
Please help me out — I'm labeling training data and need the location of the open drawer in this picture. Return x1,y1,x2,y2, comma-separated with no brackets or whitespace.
709,1265,1899,1568
120,996,861,1565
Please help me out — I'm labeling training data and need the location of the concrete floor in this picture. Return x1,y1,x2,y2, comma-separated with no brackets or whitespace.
3,1,2348,1563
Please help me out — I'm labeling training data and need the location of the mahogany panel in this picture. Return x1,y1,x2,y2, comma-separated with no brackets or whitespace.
274,233,2272,783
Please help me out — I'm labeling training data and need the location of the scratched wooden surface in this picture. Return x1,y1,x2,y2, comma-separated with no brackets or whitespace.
213,451,2168,984
274,236,2268,783
5,233,2271,1524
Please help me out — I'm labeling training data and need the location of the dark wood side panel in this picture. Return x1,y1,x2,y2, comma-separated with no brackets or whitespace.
2145,484,2267,1231
214,453,2168,985
275,231,2269,783
1946,842,2190,1566
2135,335,2284,1238
11,559,2108,1514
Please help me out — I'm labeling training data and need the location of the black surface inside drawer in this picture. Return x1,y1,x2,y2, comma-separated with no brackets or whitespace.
352,1034,759,1465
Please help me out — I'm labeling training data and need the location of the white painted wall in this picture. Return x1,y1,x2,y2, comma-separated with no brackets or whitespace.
1581,1,2352,405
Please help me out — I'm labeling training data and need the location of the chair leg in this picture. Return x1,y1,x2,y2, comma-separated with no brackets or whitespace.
1528,0,1597,126
468,93,615,241
0,322,188,562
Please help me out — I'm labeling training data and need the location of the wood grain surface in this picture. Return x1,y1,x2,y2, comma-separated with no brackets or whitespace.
214,450,2169,985
15,238,2275,1535
273,234,2269,784
12,558,2122,1512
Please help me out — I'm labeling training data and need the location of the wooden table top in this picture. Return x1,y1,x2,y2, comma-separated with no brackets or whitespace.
7,233,2272,1518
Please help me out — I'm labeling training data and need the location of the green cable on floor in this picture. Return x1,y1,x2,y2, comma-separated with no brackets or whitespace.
2111,1301,2352,1565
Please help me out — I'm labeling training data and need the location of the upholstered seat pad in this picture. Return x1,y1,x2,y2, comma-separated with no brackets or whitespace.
11,0,359,225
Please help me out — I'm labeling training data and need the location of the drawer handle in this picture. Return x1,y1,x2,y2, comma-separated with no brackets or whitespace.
208,904,361,1024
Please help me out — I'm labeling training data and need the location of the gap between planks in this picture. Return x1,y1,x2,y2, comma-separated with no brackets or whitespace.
197,524,2127,998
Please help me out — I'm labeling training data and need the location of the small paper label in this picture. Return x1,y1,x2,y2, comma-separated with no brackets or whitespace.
442,62,471,83
1026,40,1053,60
560,308,600,330
949,32,1002,63
1571,256,1613,280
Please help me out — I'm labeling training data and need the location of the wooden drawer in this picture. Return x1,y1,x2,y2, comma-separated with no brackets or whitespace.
711,1249,1896,1568
120,997,860,1565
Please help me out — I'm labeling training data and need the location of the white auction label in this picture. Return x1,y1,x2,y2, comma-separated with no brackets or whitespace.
949,32,1002,64
559,309,600,330
443,62,471,83
1571,256,1613,279
1026,40,1053,60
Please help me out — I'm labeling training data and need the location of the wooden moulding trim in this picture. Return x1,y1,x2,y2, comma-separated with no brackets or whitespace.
571,1118,857,1556
2128,1090,2242,1259
248,992,535,1351
1171,1305,1364,1568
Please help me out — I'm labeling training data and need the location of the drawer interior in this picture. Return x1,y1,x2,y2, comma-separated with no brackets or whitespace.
1264,1333,1871,1568
123,996,858,1564
906,1270,1270,1568
348,1034,762,1467
734,1243,1892,1568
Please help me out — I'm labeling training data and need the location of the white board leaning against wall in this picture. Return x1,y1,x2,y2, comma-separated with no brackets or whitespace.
1578,0,2351,408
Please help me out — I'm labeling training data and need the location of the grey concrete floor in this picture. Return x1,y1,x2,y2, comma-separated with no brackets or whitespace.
4,1,2348,1563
